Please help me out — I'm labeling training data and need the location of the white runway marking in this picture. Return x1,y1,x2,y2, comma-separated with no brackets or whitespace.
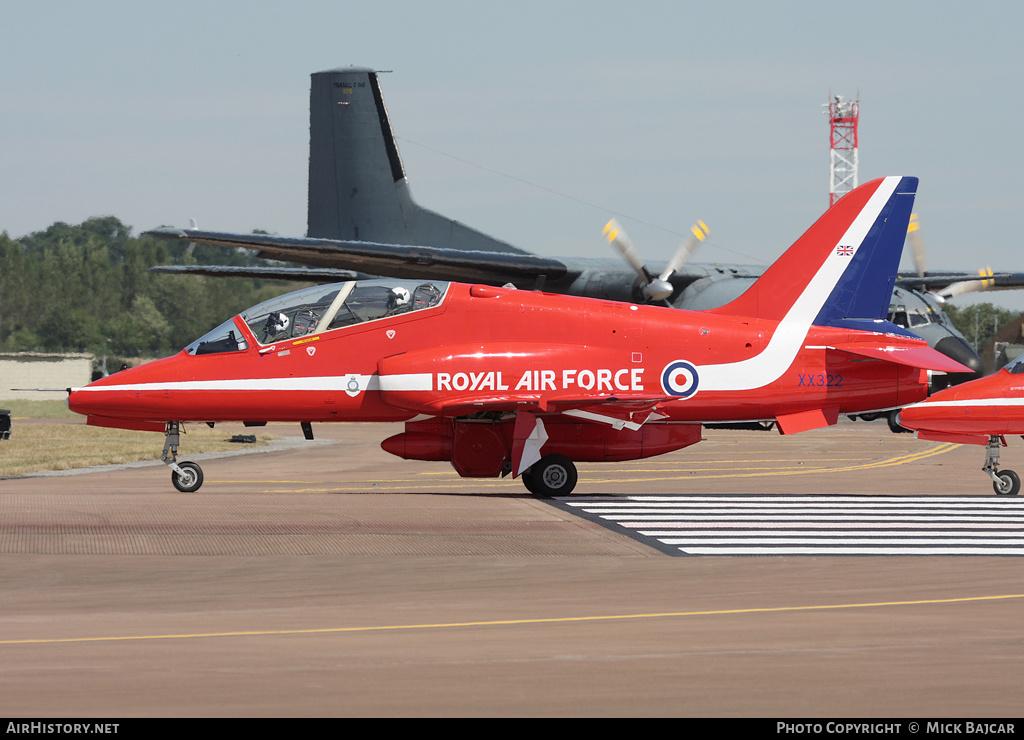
554,495,1024,556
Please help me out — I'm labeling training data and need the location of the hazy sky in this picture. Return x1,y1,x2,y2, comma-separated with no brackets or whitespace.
3,1,1022,305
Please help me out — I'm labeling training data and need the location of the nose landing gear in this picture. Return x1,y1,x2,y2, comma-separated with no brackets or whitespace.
983,435,1020,496
171,460,204,493
162,421,205,492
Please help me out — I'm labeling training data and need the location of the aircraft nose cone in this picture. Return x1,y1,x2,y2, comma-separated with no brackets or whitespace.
895,406,918,430
935,335,983,382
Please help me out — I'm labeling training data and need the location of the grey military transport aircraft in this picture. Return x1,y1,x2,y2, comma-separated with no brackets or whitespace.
148,67,1024,404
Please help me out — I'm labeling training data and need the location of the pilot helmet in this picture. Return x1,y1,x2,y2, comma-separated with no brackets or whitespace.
388,286,411,309
270,312,290,332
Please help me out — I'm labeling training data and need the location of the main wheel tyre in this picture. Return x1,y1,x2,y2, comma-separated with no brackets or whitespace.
520,469,539,496
523,455,578,497
887,410,911,434
172,461,204,493
993,469,1020,496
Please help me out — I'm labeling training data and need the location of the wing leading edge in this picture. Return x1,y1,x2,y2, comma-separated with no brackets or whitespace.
146,228,573,286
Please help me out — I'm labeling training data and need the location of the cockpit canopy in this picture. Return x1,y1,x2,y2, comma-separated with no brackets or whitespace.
1004,353,1024,375
185,279,448,355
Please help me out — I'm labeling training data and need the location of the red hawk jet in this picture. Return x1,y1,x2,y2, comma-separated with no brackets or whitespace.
899,357,1024,495
69,177,969,495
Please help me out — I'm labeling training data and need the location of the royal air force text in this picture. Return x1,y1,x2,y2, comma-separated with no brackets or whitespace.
436,369,645,393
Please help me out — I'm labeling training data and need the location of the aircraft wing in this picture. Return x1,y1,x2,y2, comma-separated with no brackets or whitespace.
409,394,678,477
145,228,574,286
554,400,670,430
401,391,672,422
897,270,1024,292
149,264,366,282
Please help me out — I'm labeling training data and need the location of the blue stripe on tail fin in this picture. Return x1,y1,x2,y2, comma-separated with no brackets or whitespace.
814,176,917,328
706,177,917,329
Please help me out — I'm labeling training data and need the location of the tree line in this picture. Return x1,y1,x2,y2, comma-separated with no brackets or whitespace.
1,216,1021,372
0,217,302,364
943,302,1022,357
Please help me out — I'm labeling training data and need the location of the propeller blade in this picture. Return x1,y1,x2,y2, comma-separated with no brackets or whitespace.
658,220,709,282
185,217,199,257
603,219,652,283
604,218,708,304
934,267,996,302
907,213,926,277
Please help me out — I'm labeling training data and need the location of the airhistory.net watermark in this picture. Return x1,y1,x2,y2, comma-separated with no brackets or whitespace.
6,724,118,735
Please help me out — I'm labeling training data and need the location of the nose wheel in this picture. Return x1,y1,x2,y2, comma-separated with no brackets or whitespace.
162,421,205,492
171,461,204,492
983,435,1019,496
992,469,1020,496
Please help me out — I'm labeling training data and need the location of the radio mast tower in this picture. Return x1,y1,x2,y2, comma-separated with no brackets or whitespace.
825,93,860,207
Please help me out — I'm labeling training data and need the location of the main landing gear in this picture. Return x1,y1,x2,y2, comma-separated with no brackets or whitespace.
887,409,911,434
521,455,578,497
983,435,1020,496
162,421,204,492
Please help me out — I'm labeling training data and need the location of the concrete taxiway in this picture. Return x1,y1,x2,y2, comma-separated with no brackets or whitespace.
1,419,1022,717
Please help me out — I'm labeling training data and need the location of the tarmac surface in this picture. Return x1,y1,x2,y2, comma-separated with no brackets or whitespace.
1,418,1023,717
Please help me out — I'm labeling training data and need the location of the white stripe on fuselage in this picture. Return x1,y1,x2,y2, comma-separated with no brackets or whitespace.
699,176,901,392
72,373,433,394
910,397,1024,409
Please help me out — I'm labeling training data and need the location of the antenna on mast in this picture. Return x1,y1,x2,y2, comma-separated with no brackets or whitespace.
824,92,860,207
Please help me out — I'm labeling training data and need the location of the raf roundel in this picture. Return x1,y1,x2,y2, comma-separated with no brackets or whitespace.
661,360,700,398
